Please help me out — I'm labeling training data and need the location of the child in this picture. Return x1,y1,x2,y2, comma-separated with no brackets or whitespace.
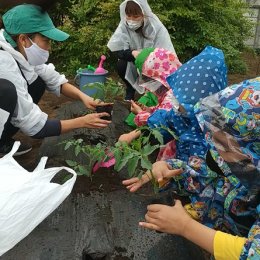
123,45,228,224
139,78,260,260
119,47,181,156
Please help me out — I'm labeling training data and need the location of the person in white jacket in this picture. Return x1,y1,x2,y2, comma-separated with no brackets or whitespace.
0,4,111,156
107,0,177,101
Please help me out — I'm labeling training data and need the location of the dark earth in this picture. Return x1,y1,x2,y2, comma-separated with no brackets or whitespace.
0,51,259,260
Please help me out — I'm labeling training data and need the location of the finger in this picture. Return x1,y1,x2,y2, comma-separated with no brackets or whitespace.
122,178,139,185
147,204,164,212
173,199,182,207
146,211,160,219
156,172,165,183
164,168,183,178
91,123,110,128
158,178,169,188
129,185,141,192
97,112,110,117
139,222,160,231
97,102,114,106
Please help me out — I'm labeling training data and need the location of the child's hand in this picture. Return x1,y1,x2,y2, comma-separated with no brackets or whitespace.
122,161,183,192
131,100,143,114
118,130,141,144
152,161,183,183
139,200,192,235
122,170,152,192
118,133,135,144
132,50,141,58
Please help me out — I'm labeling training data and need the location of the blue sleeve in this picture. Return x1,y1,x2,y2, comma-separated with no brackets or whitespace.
147,109,173,143
32,119,61,139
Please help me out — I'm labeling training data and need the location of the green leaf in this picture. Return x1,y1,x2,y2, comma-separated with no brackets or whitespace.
142,144,159,156
127,156,139,178
64,142,72,150
66,160,78,167
75,145,81,156
115,152,134,172
78,165,90,176
151,129,164,145
113,148,122,169
140,156,152,171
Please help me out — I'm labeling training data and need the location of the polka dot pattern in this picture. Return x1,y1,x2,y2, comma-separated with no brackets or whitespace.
166,46,227,107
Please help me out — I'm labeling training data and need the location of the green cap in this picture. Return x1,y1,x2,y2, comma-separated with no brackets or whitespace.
3,4,69,47
134,47,155,74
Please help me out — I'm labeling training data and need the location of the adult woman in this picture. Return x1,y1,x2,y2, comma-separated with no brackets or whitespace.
107,0,176,101
0,4,111,155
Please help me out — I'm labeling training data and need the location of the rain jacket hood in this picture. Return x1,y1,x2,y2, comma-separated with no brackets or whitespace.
107,0,176,94
108,0,175,52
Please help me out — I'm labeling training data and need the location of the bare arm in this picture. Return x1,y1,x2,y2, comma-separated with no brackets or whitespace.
61,82,107,110
139,200,215,254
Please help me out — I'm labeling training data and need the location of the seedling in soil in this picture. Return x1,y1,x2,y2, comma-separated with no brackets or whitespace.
83,78,125,120
63,125,178,193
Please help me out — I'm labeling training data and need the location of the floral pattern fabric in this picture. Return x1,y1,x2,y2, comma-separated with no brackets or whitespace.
142,48,182,89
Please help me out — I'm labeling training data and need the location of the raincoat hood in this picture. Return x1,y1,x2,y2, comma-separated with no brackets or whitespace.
119,0,152,21
195,77,260,202
136,47,182,92
107,0,175,53
166,46,227,114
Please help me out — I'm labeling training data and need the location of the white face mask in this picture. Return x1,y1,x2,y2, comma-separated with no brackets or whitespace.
126,19,143,30
24,38,49,66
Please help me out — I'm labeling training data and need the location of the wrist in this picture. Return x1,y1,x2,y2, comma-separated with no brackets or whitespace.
73,116,85,129
80,92,93,103
181,215,194,238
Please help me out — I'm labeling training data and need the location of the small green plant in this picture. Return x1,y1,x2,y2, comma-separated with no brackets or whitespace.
63,126,178,190
63,139,108,177
83,77,125,103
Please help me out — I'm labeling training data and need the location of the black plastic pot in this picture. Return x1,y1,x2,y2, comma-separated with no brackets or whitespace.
150,191,175,234
150,191,175,206
96,104,113,120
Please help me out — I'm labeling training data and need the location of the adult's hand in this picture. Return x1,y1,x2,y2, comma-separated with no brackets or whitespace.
81,113,111,128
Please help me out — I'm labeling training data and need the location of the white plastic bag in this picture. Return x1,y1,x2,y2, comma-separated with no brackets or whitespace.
0,142,77,256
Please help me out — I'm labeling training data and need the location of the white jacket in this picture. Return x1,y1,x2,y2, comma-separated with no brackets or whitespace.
107,0,176,93
0,30,68,136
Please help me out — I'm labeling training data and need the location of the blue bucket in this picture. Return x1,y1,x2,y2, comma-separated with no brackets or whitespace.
75,69,108,98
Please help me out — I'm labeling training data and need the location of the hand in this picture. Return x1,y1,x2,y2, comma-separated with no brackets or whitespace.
122,162,183,192
139,200,192,235
118,133,135,144
81,113,111,128
131,100,143,114
81,95,112,110
132,50,141,58
122,170,152,192
152,161,183,183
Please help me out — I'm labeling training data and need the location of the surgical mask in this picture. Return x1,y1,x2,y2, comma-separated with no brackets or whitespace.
24,38,49,66
126,19,143,30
